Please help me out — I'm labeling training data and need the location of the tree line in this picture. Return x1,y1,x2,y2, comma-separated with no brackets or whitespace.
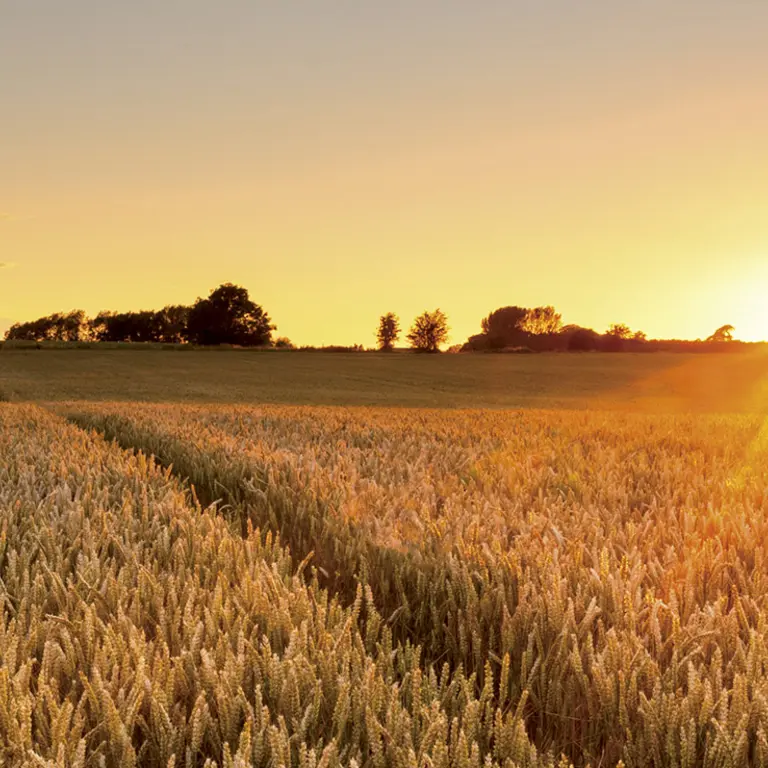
5,282,745,353
5,284,274,346
458,305,739,353
375,304,742,353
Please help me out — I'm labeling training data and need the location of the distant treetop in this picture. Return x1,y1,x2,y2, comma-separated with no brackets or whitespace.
706,324,736,343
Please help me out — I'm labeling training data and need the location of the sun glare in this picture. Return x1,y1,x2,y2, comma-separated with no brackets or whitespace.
715,265,768,342
739,279,768,342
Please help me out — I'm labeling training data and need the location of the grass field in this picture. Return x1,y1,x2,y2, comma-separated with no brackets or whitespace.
2,350,768,766
2,348,768,411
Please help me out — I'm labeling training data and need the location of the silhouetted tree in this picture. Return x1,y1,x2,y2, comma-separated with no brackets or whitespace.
153,305,190,343
633,330,647,342
706,324,735,343
407,309,449,353
481,306,528,337
376,312,401,351
90,310,159,342
475,305,565,349
5,310,88,342
56,310,88,341
607,323,633,339
478,306,527,349
5,319,40,341
186,283,274,346
88,306,190,343
566,327,602,351
89,312,116,342
521,306,563,335
274,336,295,349
461,334,490,352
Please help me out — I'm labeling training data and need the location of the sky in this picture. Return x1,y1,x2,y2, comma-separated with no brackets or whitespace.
2,1,767,345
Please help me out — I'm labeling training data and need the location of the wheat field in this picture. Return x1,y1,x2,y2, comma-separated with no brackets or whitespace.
2,399,768,766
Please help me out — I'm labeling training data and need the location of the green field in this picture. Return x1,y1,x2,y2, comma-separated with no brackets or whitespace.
2,347,768,411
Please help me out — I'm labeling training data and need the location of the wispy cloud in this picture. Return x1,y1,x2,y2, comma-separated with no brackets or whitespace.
0,262,16,269
0,213,36,224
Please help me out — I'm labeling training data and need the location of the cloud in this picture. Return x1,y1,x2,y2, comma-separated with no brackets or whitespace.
0,262,16,269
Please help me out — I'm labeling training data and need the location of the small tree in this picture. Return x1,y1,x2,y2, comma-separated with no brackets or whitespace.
607,323,633,339
407,309,449,353
376,312,401,351
603,323,633,352
706,324,735,343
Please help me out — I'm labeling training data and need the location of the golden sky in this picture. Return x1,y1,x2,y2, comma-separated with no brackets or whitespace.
2,2,767,344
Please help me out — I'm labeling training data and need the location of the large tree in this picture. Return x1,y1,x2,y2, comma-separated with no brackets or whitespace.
407,309,449,353
376,312,401,351
476,306,530,349
186,283,274,346
481,306,528,337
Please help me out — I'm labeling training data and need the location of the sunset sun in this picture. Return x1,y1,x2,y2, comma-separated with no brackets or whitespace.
726,268,768,342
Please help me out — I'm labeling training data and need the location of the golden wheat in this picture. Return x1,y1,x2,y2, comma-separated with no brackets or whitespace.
1,404,559,767
60,403,768,766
